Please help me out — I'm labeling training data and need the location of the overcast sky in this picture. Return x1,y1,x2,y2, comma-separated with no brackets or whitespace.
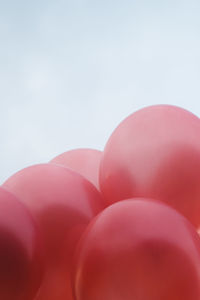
1,0,200,183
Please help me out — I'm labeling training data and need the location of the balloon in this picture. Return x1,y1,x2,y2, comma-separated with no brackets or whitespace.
3,164,105,300
74,199,200,300
0,187,43,300
50,148,102,190
100,105,200,227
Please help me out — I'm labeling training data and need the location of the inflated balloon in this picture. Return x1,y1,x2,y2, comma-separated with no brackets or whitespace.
74,199,200,300
50,148,102,190
0,187,43,300
3,164,105,300
100,105,200,227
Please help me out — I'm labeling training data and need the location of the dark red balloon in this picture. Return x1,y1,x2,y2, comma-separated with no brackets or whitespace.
50,148,102,190
0,187,43,300
3,164,104,300
100,105,200,227
74,199,200,300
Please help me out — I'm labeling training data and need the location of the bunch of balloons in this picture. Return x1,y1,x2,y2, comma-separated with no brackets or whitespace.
1,104,200,300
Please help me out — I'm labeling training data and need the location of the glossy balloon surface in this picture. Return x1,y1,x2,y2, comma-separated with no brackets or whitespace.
0,187,43,300
74,199,200,300
3,164,104,300
50,148,102,190
100,105,200,227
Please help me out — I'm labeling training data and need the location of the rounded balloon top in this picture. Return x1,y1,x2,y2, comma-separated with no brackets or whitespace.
3,163,105,300
50,148,102,190
74,198,200,300
100,105,200,227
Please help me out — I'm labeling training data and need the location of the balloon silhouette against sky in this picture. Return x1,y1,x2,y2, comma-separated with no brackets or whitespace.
50,148,102,190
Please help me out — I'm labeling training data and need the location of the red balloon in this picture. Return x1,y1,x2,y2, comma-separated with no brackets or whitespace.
3,164,104,300
74,199,200,300
50,148,102,190
0,187,43,300
100,105,200,227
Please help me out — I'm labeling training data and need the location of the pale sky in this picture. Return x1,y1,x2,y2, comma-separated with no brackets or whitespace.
1,0,200,183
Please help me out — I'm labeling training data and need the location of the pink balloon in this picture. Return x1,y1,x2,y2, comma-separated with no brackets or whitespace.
3,164,105,300
100,105,200,228
74,199,200,300
0,187,43,300
50,148,102,190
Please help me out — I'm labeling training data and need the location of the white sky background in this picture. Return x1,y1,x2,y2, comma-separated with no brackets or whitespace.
0,0,200,183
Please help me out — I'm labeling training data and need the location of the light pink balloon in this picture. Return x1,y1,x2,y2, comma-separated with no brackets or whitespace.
100,105,200,228
50,148,102,190
3,163,105,300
